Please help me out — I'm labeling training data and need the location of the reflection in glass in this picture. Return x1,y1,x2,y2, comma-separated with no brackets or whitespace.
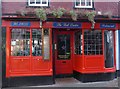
104,30,114,68
76,0,80,6
30,0,35,4
81,0,85,6
57,34,70,60
42,0,47,4
86,0,91,6
74,31,83,55
32,29,42,56
11,29,30,56
36,0,41,4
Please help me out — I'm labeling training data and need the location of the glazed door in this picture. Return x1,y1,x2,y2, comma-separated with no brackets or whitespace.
54,31,73,75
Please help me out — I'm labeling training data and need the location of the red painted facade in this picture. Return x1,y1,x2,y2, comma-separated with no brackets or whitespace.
1,0,120,87
2,20,118,77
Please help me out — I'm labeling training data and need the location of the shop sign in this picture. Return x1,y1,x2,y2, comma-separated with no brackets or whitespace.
100,23,116,28
53,22,81,28
11,21,31,27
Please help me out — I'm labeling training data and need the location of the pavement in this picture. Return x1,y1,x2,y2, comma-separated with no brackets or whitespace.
34,77,118,87
3,77,118,89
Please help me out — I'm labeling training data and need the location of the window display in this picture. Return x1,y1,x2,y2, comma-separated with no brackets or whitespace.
32,29,42,56
11,29,30,56
84,30,102,55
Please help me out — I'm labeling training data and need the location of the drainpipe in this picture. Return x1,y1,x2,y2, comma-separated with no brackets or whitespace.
0,0,2,88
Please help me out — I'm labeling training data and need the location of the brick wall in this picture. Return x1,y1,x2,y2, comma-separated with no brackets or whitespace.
2,1,119,16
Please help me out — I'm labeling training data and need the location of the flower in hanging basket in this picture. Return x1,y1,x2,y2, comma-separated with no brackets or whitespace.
52,7,66,18
69,10,78,21
86,11,96,29
35,8,47,21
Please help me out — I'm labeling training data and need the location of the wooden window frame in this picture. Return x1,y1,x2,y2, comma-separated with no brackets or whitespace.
74,0,93,9
28,0,49,7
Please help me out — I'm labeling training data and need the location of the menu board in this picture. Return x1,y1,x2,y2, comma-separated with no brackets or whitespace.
43,29,50,60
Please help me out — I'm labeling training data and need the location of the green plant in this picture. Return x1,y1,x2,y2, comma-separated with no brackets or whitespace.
69,10,78,21
86,11,96,29
52,8,66,18
35,8,47,21
86,11,96,23
20,10,27,16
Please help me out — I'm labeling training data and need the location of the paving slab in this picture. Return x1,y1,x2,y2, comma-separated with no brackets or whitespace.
3,77,118,89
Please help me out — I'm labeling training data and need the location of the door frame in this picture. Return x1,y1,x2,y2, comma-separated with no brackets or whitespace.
52,29,74,77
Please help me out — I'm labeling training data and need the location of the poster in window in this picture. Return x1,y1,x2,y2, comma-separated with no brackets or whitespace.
43,29,50,60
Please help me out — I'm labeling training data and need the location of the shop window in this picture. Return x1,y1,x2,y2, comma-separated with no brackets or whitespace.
57,34,71,60
32,29,42,56
84,30,102,55
75,0,93,8
28,0,49,7
11,29,30,56
74,31,83,55
104,30,114,68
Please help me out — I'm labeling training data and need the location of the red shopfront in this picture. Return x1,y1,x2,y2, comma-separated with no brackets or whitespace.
1,19,118,87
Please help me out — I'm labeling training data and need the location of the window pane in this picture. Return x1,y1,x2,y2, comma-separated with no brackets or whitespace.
74,31,82,55
30,0,35,4
86,0,91,6
81,0,85,6
42,0,47,4
104,30,114,68
76,0,80,6
11,29,30,56
57,34,71,60
36,0,41,4
32,29,42,56
84,30,102,55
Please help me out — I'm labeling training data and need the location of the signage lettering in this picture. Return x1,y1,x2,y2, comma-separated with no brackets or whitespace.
53,22,81,28
11,21,31,27
100,23,116,28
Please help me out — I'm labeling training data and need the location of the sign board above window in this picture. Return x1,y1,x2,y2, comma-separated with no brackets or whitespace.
11,22,31,27
100,23,116,28
53,22,82,28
